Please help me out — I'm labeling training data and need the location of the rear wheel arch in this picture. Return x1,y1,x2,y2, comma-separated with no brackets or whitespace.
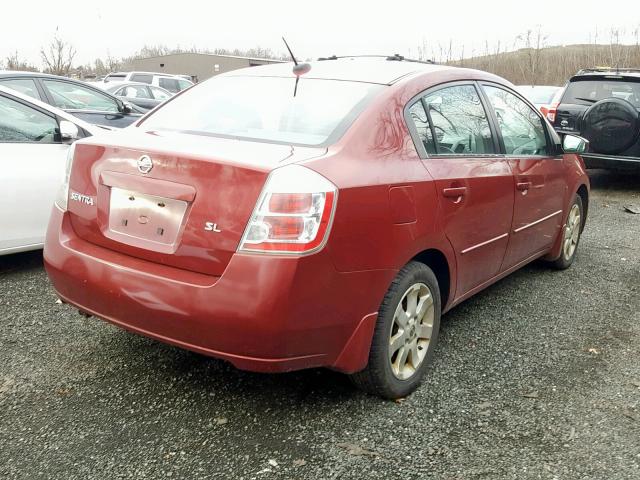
411,249,451,309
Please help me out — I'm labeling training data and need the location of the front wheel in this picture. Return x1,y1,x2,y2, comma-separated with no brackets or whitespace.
550,194,584,270
349,262,441,399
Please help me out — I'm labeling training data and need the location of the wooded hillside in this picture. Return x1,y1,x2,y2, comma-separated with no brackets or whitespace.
452,43,640,86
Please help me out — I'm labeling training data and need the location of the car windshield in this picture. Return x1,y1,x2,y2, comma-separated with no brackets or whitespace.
140,76,383,146
564,79,640,108
517,86,559,104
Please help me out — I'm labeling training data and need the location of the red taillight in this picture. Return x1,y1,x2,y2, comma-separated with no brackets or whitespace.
239,166,337,255
269,193,313,213
546,102,559,123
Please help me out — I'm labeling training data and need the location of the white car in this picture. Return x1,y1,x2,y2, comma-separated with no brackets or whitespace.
0,85,106,255
101,71,193,94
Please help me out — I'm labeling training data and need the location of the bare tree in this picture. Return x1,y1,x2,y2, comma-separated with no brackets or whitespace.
5,51,38,72
41,35,76,76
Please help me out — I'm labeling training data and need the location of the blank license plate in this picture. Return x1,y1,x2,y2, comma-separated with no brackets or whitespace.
108,187,187,246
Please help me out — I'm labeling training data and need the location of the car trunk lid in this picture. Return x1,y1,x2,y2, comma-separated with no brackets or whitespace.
67,130,325,276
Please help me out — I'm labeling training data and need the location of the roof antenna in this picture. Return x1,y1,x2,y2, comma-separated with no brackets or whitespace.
282,37,311,96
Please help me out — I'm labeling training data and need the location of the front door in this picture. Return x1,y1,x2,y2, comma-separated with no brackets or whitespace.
407,83,515,297
481,84,566,269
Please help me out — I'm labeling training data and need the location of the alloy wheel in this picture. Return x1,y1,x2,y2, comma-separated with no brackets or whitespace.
388,283,435,380
563,204,581,261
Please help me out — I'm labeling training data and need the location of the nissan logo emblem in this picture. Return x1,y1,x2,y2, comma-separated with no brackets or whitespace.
137,155,153,174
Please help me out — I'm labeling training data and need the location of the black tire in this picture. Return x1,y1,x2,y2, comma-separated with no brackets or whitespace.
350,261,441,399
549,194,584,270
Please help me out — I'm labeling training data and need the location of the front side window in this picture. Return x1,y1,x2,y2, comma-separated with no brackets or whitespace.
420,84,496,155
159,78,180,93
43,80,119,112
142,76,383,146
0,95,58,143
121,85,151,99
0,78,41,100
177,79,193,91
483,85,549,156
150,86,171,101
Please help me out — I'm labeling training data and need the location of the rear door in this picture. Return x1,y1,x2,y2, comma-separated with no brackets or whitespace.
407,82,514,297
480,83,565,269
0,92,69,252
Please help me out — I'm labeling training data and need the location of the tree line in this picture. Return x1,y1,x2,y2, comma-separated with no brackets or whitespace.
2,28,639,85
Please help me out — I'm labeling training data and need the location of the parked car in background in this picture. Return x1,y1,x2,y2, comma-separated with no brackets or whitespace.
552,68,640,171
0,72,143,128
516,85,562,120
102,71,193,93
102,82,172,112
44,58,590,399
0,85,105,255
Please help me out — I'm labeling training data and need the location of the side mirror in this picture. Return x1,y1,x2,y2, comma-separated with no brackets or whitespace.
562,134,589,154
122,100,135,114
59,120,79,143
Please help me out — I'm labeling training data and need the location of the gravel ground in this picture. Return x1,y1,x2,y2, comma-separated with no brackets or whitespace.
1,170,639,480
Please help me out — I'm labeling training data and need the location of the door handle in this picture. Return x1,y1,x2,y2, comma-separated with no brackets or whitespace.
442,187,467,198
516,181,532,192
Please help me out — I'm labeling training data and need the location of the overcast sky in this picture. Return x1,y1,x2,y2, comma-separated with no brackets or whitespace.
3,0,639,67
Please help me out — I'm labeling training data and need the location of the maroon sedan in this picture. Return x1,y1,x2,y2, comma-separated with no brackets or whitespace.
45,57,589,398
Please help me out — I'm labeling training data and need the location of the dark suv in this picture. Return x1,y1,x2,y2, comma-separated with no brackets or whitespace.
552,68,640,170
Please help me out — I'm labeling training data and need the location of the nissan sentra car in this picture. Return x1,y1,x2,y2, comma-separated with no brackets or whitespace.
44,56,590,399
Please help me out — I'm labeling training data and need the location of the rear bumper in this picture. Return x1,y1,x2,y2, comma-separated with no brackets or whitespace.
582,154,640,171
44,207,394,373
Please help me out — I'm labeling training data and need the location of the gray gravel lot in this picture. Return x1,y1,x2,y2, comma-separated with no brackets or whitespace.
1,170,639,480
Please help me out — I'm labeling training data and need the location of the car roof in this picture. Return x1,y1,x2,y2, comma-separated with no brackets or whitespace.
220,57,451,85
108,71,186,78
0,70,91,81
0,84,102,134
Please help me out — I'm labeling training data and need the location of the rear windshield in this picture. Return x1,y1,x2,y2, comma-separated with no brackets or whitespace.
563,79,640,108
140,76,383,146
104,74,126,82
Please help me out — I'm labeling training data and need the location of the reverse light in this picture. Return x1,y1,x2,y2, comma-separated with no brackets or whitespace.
55,143,76,211
238,165,337,254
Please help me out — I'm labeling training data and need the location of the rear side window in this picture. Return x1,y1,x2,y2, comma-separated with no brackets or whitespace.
159,78,180,93
563,79,640,108
407,101,436,154
0,95,58,143
483,85,549,156
43,80,119,113
409,84,496,155
0,78,41,100
131,74,153,84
